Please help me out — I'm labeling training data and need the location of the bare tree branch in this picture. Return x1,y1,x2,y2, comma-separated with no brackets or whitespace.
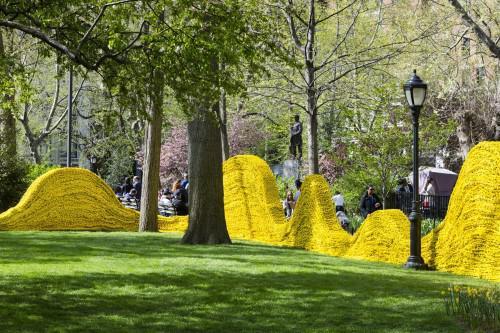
241,112,279,126
448,0,500,59
282,0,305,52
315,0,358,25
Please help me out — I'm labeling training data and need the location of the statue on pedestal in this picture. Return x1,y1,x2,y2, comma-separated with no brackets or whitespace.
289,114,302,160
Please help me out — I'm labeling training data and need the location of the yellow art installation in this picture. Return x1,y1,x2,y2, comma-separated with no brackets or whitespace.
421,142,500,281
0,168,187,233
345,209,410,264
0,142,498,281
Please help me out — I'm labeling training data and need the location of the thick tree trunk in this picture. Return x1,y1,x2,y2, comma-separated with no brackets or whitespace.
181,105,231,244
139,69,164,232
219,89,230,161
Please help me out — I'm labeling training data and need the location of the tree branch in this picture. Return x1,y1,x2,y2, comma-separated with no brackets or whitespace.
282,0,305,52
241,112,279,126
448,0,500,59
315,0,358,25
78,0,139,51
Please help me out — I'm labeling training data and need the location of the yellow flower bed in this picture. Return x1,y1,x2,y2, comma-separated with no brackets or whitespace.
422,142,500,282
281,174,351,256
0,168,187,232
345,209,410,264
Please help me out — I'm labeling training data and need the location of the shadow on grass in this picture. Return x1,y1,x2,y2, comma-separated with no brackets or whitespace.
0,232,488,333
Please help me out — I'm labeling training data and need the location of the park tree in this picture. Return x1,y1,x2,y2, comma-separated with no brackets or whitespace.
255,0,439,174
0,28,17,156
0,1,280,244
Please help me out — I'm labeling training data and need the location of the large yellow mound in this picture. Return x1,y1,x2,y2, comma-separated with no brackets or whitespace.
346,209,410,264
281,174,351,256
223,155,287,243
0,168,187,232
422,142,500,281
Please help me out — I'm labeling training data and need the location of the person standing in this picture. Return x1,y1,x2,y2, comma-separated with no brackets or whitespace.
180,172,189,190
132,176,142,200
289,115,302,160
294,179,302,202
332,191,345,212
359,185,381,219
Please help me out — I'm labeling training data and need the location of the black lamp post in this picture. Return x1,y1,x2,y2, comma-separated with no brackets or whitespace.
403,69,428,270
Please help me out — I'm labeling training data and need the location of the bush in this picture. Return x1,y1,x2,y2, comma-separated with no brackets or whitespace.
421,218,442,236
444,284,499,332
25,164,59,184
0,154,28,213
349,214,364,233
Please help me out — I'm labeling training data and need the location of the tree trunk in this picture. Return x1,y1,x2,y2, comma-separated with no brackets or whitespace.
0,30,16,157
456,112,473,161
138,69,164,232
305,0,319,174
181,105,231,244
219,89,230,161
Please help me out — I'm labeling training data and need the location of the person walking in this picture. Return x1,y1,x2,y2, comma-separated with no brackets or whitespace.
332,191,345,212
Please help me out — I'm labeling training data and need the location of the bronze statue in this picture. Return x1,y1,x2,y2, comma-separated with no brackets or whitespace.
289,115,302,160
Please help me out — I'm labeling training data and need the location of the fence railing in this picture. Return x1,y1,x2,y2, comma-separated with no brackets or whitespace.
385,192,451,220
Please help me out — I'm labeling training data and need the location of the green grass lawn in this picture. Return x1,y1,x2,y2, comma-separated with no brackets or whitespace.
0,232,496,333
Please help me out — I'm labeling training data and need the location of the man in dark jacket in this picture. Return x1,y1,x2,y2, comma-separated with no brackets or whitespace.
359,185,381,219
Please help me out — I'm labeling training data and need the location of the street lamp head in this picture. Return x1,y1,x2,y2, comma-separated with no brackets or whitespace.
403,69,427,108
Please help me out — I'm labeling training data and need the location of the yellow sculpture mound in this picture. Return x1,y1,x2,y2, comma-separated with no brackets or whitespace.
1,141,498,282
223,155,287,243
0,168,187,232
346,209,409,264
422,142,500,281
282,174,351,256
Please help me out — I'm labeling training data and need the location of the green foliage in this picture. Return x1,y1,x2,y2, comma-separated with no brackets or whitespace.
275,175,296,199
444,284,500,332
0,153,28,212
101,139,136,189
25,163,59,185
421,218,442,236
349,214,365,233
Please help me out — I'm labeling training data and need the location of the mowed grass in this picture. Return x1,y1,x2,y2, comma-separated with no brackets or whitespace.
0,232,495,333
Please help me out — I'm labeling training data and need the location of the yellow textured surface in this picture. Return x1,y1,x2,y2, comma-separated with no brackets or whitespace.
346,209,410,264
281,174,351,256
0,142,498,282
422,142,500,282
223,155,288,243
0,168,187,232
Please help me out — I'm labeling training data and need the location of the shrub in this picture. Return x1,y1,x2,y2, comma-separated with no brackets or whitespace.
421,218,442,236
444,284,499,332
25,163,59,184
0,154,28,212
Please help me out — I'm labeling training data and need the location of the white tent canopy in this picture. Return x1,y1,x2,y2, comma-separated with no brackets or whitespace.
408,166,458,196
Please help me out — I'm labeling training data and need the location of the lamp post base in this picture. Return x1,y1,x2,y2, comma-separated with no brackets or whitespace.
404,256,428,270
